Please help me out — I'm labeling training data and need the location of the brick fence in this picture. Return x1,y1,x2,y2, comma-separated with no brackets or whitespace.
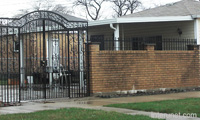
88,43,200,94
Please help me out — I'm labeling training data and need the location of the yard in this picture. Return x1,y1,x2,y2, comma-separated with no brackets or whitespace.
105,98,200,117
0,108,163,120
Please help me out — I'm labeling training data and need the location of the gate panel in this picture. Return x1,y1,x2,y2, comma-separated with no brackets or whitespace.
20,20,88,100
0,27,20,103
0,11,89,103
20,20,46,100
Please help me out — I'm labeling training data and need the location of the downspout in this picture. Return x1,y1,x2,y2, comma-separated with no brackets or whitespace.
110,23,117,31
110,23,120,50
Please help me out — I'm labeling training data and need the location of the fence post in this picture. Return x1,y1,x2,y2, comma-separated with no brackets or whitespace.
79,30,84,89
144,43,156,51
87,42,100,94
194,45,200,86
187,45,200,86
144,44,156,88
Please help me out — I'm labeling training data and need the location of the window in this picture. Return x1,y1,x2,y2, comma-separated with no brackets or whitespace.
132,36,162,50
90,35,104,50
14,41,20,52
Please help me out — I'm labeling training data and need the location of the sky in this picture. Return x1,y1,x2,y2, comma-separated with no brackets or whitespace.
0,0,182,19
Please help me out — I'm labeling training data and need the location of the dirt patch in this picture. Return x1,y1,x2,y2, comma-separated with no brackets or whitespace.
97,87,200,98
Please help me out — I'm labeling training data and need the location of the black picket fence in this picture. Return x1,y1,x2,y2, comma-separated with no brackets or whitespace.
90,38,197,51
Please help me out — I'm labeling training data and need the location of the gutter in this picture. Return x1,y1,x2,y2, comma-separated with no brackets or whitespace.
89,16,193,27
191,15,200,19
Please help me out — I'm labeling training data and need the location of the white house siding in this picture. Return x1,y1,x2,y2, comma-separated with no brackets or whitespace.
121,21,194,39
89,21,194,39
88,25,114,39
88,21,195,50
88,25,115,50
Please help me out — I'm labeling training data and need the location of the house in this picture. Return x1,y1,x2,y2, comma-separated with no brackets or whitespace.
87,0,200,94
88,0,200,50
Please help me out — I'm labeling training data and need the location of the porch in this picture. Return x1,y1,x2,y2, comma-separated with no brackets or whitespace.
89,20,199,51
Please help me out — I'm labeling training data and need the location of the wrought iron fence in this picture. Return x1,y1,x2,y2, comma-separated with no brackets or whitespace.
90,38,197,51
0,11,89,104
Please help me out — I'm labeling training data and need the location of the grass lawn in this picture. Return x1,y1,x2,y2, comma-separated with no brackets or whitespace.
0,108,164,120
105,98,200,117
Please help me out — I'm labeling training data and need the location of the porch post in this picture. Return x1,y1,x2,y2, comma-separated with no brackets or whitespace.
79,30,84,88
115,24,120,50
122,24,125,50
194,19,200,44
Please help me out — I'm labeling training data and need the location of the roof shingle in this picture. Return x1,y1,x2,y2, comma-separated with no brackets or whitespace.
121,0,200,18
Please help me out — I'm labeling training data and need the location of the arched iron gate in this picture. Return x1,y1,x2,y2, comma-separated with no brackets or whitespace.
0,11,89,103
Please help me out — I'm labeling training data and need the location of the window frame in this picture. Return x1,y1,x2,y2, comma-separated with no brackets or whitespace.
13,41,20,53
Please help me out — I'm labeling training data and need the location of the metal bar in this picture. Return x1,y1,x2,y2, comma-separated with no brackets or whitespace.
72,30,75,98
78,30,80,97
67,30,70,98
0,27,2,102
21,30,24,100
6,27,9,103
26,23,28,100
39,21,42,99
47,20,51,98
61,29,64,98
18,28,21,103
86,22,90,96
36,21,38,88
42,19,46,100
50,21,54,98
28,22,32,100
12,28,14,103
57,24,60,98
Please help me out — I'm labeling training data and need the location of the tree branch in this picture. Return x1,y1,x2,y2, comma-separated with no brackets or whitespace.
73,0,106,20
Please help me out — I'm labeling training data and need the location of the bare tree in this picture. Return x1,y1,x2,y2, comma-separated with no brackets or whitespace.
126,0,141,14
32,0,53,11
111,0,141,17
73,0,107,20
112,0,127,17
14,0,73,17
52,4,73,14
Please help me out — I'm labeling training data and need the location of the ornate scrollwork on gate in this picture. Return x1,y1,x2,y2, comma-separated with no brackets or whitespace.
0,11,88,29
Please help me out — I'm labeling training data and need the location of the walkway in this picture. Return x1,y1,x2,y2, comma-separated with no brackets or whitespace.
0,91,200,120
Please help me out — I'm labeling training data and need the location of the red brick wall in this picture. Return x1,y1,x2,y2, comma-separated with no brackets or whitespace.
88,43,200,93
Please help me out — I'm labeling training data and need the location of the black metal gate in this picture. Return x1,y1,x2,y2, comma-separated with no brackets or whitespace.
0,11,89,103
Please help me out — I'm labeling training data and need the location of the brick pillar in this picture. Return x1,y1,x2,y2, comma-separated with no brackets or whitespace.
187,45,200,87
88,43,100,94
88,43,100,52
192,45,200,86
144,44,156,51
144,44,156,88
187,45,199,50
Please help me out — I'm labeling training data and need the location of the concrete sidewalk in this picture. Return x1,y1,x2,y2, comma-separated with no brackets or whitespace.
1,91,200,120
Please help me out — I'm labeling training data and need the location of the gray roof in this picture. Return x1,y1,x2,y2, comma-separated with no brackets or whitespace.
121,0,200,18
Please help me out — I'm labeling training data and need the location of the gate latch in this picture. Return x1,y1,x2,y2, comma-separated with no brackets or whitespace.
41,60,47,67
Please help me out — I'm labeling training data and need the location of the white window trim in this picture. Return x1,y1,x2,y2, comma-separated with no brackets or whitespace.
14,41,19,52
